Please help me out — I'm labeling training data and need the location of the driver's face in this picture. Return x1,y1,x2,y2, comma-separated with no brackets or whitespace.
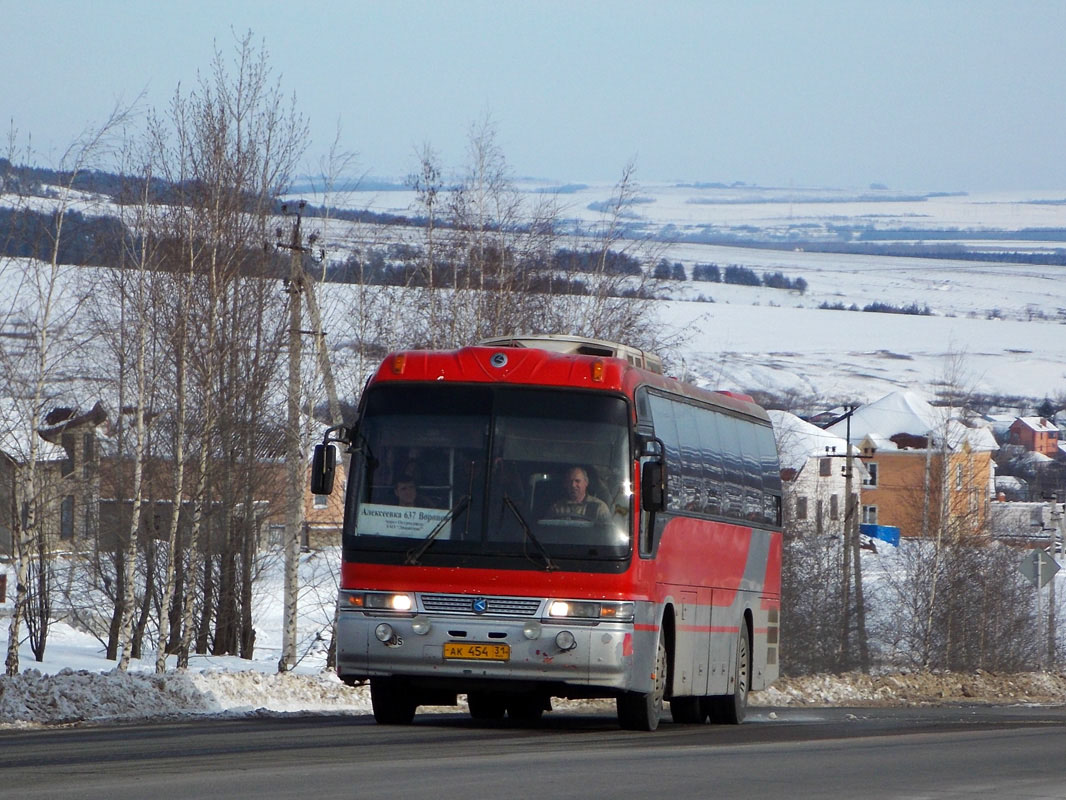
565,469,588,502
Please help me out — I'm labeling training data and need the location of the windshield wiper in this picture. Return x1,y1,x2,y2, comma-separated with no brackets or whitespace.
405,495,469,565
502,495,557,572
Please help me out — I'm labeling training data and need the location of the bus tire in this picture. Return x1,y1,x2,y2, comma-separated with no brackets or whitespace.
467,691,507,721
703,622,750,725
370,678,417,724
670,695,706,724
506,693,546,724
617,636,667,731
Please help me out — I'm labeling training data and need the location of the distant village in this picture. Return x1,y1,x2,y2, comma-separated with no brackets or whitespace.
773,390,1065,552
2,385,1064,565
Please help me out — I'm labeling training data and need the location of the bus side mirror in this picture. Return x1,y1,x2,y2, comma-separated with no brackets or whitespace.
311,443,336,495
641,461,665,512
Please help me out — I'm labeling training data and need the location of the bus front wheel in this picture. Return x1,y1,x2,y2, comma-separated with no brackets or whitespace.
370,678,416,724
617,637,667,731
466,691,507,721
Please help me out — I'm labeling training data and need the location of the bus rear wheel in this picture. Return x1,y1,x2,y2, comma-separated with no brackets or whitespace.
617,637,667,731
370,678,416,725
703,623,750,725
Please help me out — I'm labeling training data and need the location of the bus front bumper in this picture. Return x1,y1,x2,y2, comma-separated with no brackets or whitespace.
335,609,641,691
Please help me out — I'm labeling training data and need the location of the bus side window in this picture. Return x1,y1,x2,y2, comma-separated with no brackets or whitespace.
718,414,745,519
700,410,724,516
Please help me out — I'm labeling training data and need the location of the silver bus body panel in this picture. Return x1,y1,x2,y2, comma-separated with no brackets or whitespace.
337,595,662,695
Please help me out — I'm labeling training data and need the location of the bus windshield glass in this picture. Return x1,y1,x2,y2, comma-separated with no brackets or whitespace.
348,384,632,563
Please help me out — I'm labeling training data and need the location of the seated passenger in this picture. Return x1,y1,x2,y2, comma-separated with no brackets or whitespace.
550,466,612,524
394,478,431,508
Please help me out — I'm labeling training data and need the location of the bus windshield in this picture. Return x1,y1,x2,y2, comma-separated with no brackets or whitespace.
348,384,632,563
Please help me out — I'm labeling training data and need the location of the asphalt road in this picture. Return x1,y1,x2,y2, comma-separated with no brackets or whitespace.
3,706,1065,800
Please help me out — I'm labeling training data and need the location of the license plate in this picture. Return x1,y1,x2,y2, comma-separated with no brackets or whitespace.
443,642,510,661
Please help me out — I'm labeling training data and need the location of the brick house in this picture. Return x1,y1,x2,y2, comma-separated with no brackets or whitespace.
305,451,347,548
1008,417,1060,457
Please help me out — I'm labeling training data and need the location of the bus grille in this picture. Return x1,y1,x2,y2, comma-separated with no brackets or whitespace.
420,594,542,617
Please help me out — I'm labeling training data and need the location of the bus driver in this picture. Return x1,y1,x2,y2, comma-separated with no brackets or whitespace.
550,466,612,524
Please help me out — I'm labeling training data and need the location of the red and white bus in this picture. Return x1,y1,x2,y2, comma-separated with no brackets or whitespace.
312,337,782,730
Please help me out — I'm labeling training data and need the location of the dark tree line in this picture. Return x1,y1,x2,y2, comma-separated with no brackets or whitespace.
0,207,125,266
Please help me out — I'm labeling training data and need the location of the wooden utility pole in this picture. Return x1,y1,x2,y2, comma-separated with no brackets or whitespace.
838,405,870,672
844,408,870,672
275,201,344,672
279,201,306,672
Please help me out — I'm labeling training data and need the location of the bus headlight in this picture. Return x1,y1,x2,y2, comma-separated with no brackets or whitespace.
547,600,635,622
340,590,416,612
555,631,577,651
374,623,396,643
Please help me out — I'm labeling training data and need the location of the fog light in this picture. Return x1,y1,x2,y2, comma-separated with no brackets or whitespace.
411,616,431,635
374,623,395,643
522,621,542,640
555,630,577,651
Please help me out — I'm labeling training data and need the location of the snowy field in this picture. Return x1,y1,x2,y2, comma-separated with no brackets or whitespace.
5,181,1066,405
306,181,1066,405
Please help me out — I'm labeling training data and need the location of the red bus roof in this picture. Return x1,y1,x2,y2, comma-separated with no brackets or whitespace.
370,345,771,423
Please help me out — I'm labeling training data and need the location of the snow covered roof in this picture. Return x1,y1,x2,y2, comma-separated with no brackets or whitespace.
1017,451,1054,467
963,424,999,452
769,410,862,473
995,476,1027,491
0,396,68,462
826,390,940,441
826,390,997,453
1012,416,1058,433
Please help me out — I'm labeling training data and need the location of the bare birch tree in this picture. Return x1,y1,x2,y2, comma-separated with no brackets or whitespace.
1,107,131,674
142,32,305,666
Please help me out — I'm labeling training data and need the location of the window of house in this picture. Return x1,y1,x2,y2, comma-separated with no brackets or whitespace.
819,457,832,477
60,433,75,477
60,496,74,540
955,464,963,490
267,524,286,548
829,494,839,520
313,494,329,509
862,505,878,525
863,462,878,487
795,496,808,520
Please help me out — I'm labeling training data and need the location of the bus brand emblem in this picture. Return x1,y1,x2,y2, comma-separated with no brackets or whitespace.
490,353,508,368
472,597,489,614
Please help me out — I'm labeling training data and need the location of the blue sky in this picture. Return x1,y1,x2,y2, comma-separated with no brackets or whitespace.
3,1,1066,191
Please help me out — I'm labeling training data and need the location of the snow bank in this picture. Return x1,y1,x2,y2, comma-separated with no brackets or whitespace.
0,667,372,727
4,666,1066,727
757,671,1066,708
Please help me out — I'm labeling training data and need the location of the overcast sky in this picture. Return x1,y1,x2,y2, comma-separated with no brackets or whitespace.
4,1,1066,191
